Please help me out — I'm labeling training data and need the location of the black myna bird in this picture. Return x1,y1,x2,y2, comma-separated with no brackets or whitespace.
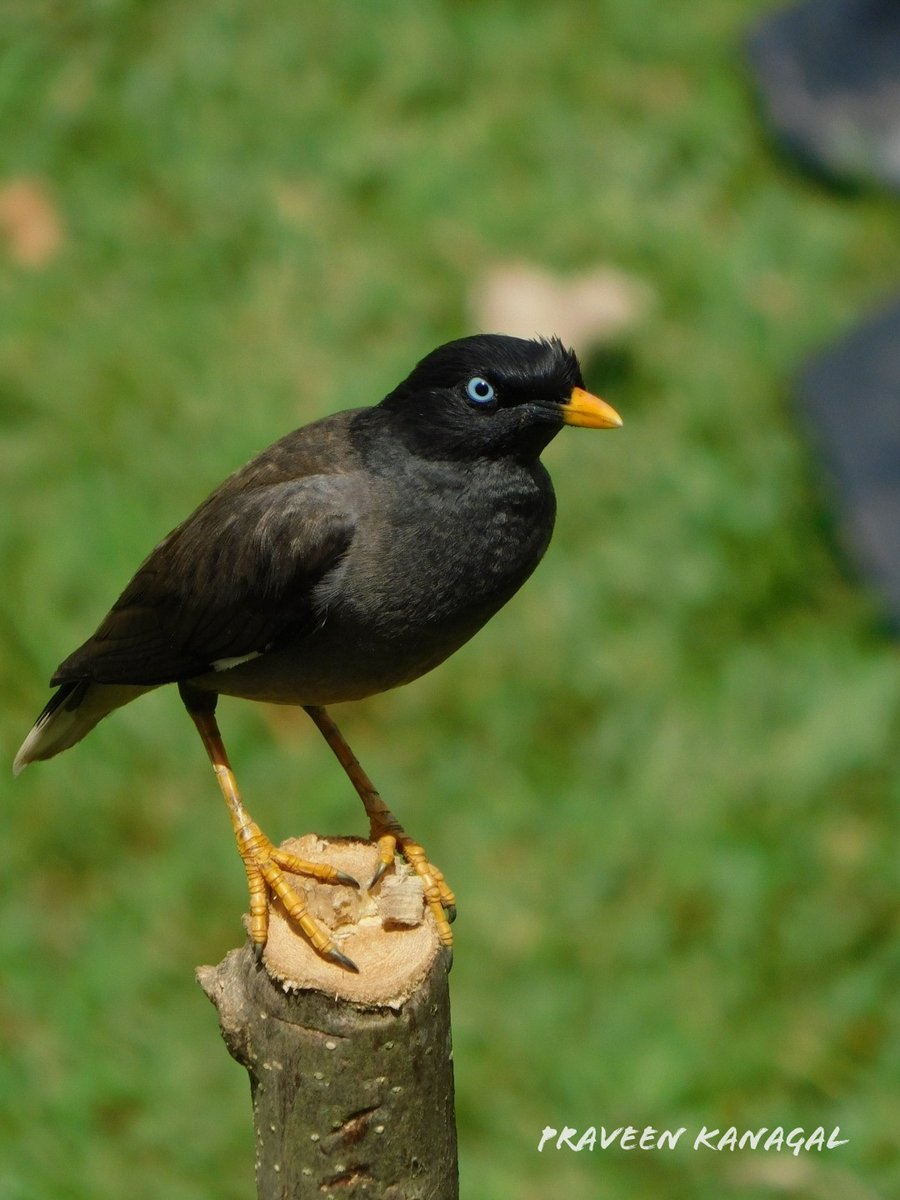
14,334,621,971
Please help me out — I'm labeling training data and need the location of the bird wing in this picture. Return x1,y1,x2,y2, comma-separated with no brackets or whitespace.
51,475,357,686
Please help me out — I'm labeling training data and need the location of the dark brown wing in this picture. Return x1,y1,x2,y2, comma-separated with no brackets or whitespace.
52,476,356,686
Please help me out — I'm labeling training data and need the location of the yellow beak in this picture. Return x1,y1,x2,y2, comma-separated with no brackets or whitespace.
561,386,623,429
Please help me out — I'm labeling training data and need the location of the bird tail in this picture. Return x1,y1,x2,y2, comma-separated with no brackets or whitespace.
13,680,149,775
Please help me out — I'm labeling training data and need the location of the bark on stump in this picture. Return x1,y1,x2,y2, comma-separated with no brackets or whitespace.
196,835,458,1200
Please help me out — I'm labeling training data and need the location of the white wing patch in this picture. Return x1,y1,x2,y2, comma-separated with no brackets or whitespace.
211,651,263,672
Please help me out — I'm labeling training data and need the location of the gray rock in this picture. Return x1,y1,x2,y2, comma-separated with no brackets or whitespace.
747,0,900,192
798,298,900,627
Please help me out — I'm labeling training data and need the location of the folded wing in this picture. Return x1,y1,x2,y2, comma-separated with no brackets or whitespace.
52,475,357,687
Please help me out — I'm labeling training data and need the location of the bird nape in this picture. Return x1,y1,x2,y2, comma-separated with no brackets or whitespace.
14,334,622,973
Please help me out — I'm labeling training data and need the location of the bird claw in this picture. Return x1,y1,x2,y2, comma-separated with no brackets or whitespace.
234,824,365,969
369,832,456,947
323,944,360,974
369,858,391,890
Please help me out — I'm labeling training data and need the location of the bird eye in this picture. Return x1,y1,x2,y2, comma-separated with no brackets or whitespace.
465,376,495,405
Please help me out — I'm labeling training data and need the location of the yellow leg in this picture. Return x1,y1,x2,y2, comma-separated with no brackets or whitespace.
304,705,456,947
182,694,359,972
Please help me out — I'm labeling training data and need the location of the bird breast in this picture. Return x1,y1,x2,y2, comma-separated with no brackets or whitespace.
209,460,556,706
335,460,556,638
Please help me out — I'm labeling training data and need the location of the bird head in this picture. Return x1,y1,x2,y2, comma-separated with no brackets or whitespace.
377,334,622,463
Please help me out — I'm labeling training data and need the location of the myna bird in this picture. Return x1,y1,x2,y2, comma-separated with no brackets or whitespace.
14,334,622,972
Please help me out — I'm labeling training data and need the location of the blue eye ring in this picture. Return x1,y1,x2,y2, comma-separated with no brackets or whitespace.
465,376,495,405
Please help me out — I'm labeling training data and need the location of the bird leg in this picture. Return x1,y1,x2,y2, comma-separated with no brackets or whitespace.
179,685,359,972
303,705,456,947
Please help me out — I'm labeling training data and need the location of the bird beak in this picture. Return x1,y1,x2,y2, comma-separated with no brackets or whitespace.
561,387,623,429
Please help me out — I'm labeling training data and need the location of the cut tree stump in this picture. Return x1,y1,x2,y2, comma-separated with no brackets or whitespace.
196,835,458,1200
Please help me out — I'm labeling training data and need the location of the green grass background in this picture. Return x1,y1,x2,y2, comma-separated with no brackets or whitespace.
2,2,898,1197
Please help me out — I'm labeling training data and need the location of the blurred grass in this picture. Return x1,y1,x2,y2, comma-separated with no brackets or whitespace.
2,1,899,1197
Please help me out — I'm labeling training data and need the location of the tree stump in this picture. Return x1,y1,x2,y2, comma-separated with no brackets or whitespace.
196,835,458,1199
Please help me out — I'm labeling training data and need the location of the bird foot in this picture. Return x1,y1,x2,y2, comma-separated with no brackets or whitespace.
370,832,456,947
237,823,361,972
